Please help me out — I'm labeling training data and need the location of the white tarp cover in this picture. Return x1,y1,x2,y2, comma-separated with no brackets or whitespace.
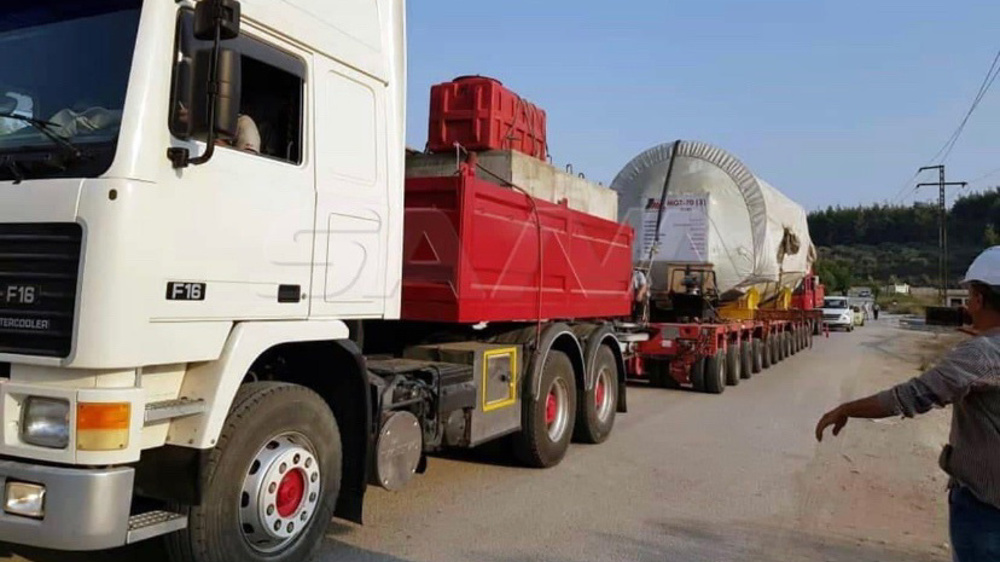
611,141,816,302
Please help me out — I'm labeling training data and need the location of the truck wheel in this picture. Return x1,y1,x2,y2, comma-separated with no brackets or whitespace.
772,335,782,363
513,350,577,468
751,340,763,373
689,356,706,392
761,338,772,370
166,382,340,562
784,331,794,357
740,342,753,379
647,358,671,389
703,351,725,394
725,344,740,386
574,346,618,444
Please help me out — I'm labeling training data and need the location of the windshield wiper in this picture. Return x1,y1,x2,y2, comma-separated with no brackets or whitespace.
0,113,82,159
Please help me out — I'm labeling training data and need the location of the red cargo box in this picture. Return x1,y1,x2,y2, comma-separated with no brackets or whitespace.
402,168,633,324
427,76,547,161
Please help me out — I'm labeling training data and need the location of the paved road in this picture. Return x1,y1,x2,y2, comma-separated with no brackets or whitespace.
3,321,952,562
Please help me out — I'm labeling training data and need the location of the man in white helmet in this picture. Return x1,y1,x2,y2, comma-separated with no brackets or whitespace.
816,246,1000,561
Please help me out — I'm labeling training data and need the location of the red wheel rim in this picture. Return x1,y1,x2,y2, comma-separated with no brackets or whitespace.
595,379,606,408
276,469,306,518
545,391,558,425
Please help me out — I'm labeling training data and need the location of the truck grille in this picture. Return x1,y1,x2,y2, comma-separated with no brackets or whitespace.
0,224,82,358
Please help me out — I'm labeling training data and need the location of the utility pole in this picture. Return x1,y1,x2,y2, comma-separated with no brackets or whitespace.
917,165,967,305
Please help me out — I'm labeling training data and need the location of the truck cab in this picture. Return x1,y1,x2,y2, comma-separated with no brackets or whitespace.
0,0,405,557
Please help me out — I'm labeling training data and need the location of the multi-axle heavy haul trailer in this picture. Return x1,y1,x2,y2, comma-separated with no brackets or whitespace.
611,141,825,393
625,272,824,393
0,1,638,560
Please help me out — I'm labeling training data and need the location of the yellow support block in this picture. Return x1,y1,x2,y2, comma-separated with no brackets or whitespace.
719,288,760,321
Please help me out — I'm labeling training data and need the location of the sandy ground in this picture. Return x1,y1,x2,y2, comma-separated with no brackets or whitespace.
1,319,963,562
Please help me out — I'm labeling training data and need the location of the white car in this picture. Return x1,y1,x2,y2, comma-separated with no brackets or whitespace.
822,297,855,331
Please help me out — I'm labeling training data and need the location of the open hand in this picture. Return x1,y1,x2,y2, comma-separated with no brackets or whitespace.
815,406,849,442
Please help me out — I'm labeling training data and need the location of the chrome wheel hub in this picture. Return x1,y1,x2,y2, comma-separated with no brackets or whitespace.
240,433,322,554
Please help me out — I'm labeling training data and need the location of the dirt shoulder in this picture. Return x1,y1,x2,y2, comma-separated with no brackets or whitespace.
787,325,964,561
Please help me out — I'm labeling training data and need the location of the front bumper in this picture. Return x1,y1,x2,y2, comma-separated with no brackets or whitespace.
824,317,853,327
0,459,133,551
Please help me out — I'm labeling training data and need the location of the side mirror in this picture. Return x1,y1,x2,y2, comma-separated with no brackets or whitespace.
169,0,242,169
193,48,241,139
194,0,241,41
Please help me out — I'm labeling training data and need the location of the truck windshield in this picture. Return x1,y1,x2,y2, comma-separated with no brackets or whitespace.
0,0,142,182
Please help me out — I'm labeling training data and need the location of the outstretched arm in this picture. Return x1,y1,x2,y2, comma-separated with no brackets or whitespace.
816,338,987,442
815,395,893,441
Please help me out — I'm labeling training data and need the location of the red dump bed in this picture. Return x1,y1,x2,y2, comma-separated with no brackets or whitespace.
402,169,633,323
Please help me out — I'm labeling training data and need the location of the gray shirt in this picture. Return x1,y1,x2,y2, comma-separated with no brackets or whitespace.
878,329,1000,508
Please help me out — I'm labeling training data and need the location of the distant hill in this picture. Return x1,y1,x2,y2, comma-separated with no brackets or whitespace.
807,187,1000,293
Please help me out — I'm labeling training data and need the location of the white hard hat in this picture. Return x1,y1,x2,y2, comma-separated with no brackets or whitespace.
961,246,1000,287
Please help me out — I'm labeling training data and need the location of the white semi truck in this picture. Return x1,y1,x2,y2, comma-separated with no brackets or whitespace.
0,1,632,561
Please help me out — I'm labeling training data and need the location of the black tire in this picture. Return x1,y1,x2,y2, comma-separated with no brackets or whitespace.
166,382,341,562
740,342,753,380
690,356,706,392
703,351,725,394
772,335,783,363
813,320,822,336
751,340,763,374
784,331,793,357
574,346,618,444
761,337,772,369
513,350,577,468
646,358,671,389
725,344,740,386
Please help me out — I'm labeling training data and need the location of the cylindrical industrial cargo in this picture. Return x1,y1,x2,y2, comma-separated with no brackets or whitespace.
611,140,815,304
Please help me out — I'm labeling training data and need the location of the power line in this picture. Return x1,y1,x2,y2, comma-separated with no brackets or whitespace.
969,166,1000,187
930,47,1000,164
884,47,1000,207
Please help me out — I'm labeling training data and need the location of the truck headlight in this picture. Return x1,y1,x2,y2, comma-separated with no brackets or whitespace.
4,482,45,518
21,397,70,449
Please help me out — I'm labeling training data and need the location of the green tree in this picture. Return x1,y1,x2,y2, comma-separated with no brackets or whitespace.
985,223,1000,247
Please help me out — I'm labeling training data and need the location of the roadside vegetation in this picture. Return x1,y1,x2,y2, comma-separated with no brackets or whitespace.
809,187,1000,292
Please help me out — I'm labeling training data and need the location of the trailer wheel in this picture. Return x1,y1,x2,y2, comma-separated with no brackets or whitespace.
725,344,740,386
165,382,340,562
761,338,772,370
751,340,763,373
771,335,782,363
784,331,794,357
574,346,618,444
703,351,725,394
513,350,577,468
740,342,753,379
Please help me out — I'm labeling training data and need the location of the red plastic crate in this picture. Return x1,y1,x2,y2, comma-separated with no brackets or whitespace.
427,76,548,161
401,166,633,323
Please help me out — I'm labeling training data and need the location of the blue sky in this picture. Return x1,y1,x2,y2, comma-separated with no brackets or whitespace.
406,1,1000,211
